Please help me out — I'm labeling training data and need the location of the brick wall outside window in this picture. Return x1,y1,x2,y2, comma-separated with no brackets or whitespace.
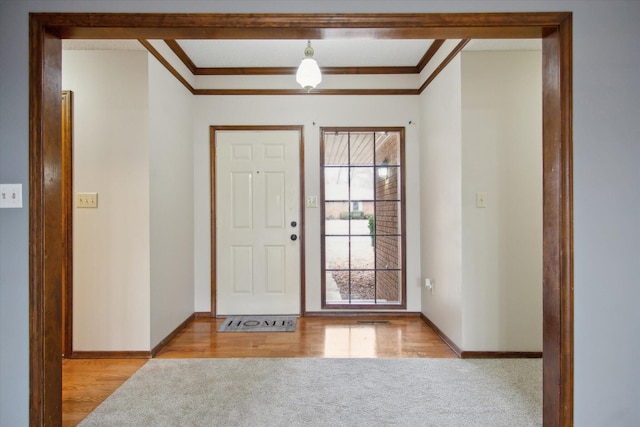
374,134,401,303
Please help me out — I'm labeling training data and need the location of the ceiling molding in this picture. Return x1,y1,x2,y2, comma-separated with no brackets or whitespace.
142,38,461,94
139,39,195,94
165,39,423,76
112,14,540,96
147,36,429,95
416,39,445,72
165,39,197,74
192,66,420,76
418,39,470,94
193,88,419,96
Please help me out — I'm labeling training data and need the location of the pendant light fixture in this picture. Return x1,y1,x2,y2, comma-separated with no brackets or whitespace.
296,40,322,91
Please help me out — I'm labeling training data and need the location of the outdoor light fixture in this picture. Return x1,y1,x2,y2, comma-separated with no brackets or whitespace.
296,40,322,91
378,159,389,179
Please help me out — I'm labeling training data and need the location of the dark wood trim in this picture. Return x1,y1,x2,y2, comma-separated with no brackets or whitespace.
164,39,197,74
61,90,73,359
399,128,408,309
305,311,421,318
420,313,463,357
320,304,409,310
418,39,470,93
150,313,195,357
542,14,574,427
68,351,151,359
560,16,575,426
324,66,418,75
29,15,63,426
318,127,327,313
461,351,543,359
195,311,216,318
198,66,298,76
212,125,306,132
299,128,307,319
209,126,217,318
138,39,195,94
194,88,418,96
210,125,306,317
46,13,568,40
417,39,445,72
29,12,573,426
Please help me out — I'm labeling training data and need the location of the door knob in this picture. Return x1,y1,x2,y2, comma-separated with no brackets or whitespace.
291,221,297,227
290,234,298,241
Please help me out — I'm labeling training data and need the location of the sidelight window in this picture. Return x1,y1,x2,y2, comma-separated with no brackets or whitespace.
321,128,406,308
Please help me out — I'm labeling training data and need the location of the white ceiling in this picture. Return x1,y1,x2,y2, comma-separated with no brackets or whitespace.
63,39,146,52
177,39,435,68
62,38,541,69
464,39,541,52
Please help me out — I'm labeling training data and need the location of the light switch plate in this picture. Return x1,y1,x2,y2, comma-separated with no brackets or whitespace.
77,192,98,208
476,192,487,208
306,195,318,208
0,184,23,208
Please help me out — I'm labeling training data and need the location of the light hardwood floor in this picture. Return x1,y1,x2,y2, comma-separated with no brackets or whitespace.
62,358,147,427
63,316,454,426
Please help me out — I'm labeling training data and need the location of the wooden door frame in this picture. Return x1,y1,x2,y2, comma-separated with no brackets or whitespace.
209,125,306,317
29,12,573,426
61,90,73,358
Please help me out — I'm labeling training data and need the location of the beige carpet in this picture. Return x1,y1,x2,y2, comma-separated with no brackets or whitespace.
79,358,542,426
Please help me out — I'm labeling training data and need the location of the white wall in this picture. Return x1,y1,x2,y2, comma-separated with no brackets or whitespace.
63,50,151,351
62,49,196,352
2,2,640,426
419,56,463,345
461,51,543,351
148,53,195,348
193,94,422,313
419,51,543,352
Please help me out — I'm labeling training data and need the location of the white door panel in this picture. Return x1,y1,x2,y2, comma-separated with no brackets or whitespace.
216,130,301,315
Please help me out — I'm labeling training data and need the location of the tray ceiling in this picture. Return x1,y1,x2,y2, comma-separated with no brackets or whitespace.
61,38,541,94
62,39,540,68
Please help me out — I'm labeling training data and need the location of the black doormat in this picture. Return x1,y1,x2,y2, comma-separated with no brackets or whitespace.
218,316,297,332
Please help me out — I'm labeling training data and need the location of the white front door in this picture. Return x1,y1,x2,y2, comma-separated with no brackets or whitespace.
215,129,301,315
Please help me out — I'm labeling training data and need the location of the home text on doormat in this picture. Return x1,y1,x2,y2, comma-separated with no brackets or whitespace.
217,316,297,332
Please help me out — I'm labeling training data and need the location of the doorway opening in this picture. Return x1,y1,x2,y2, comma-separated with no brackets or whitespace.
29,12,573,426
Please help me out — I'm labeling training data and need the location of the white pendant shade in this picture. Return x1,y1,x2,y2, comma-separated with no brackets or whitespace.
296,58,322,91
296,41,321,91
